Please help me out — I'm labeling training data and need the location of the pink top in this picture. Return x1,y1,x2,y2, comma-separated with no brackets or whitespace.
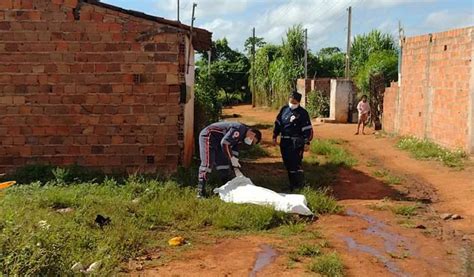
357,101,370,115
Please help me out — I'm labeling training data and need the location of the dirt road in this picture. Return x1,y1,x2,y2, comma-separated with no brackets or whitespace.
134,105,473,276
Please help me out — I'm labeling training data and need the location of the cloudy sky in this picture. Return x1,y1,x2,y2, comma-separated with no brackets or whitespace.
103,0,473,52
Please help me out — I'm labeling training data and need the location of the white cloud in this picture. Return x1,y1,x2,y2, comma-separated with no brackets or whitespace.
424,10,474,31
159,0,252,18
363,0,436,9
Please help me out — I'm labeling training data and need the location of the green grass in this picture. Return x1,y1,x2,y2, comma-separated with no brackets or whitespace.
239,144,270,160
296,244,321,257
0,178,293,275
397,137,467,169
310,139,357,167
0,163,344,275
308,252,344,277
397,219,416,229
372,169,404,185
392,205,419,217
300,187,342,215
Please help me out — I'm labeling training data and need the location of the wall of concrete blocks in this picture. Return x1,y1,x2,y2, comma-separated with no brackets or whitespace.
383,26,474,153
0,0,189,173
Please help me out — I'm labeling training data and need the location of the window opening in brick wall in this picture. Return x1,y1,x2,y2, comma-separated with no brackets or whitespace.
147,156,155,164
133,74,142,84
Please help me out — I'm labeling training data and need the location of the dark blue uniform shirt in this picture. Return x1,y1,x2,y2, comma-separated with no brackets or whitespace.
273,105,313,144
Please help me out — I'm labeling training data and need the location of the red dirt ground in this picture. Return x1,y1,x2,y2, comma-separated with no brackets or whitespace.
130,105,473,276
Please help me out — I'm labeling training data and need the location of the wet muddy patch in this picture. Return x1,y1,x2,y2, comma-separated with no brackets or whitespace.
249,244,278,277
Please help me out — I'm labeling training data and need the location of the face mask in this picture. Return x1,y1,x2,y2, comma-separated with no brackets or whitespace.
289,102,299,110
244,137,253,145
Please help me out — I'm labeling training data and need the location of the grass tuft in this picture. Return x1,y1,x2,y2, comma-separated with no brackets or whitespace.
308,252,344,277
392,205,419,217
296,244,321,257
373,169,404,185
310,139,357,167
300,187,342,215
397,137,467,169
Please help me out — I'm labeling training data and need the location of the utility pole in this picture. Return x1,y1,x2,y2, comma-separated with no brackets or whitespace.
177,0,180,22
186,3,197,74
304,28,308,79
345,6,352,79
398,20,404,87
251,27,256,108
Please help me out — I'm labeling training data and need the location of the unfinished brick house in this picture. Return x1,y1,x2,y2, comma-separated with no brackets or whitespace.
0,0,212,173
383,27,473,154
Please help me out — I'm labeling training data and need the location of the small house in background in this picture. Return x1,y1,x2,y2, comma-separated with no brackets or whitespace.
0,0,212,173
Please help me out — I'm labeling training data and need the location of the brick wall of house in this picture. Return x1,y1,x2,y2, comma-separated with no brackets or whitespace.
383,27,473,152
0,0,189,173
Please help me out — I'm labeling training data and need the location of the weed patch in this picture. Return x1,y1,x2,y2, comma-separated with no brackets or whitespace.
300,187,342,215
397,137,467,169
308,252,344,277
310,139,357,167
392,205,419,217
296,244,321,257
372,169,404,185
0,178,296,275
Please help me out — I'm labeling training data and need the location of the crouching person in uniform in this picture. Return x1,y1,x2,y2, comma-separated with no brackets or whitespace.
273,91,313,191
197,122,262,198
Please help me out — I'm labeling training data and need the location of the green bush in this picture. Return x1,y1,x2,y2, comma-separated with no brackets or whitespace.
195,73,221,131
307,90,330,118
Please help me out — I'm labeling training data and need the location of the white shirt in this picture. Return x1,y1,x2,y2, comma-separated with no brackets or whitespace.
357,101,370,115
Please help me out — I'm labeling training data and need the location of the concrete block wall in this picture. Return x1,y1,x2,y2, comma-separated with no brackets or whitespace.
383,27,473,153
0,0,187,173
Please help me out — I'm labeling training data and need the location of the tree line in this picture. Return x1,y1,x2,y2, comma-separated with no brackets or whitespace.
194,25,398,128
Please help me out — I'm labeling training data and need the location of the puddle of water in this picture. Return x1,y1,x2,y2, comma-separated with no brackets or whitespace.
249,244,278,277
341,236,410,277
346,208,415,255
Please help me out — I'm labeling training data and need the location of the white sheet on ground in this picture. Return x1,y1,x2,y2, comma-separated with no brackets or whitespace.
213,176,313,216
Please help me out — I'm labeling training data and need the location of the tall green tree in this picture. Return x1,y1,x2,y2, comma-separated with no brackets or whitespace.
282,24,305,83
244,36,266,57
350,30,397,75
309,47,345,78
197,39,250,104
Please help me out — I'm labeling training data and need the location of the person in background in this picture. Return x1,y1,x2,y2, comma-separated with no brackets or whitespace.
355,95,371,135
197,122,262,198
273,91,313,191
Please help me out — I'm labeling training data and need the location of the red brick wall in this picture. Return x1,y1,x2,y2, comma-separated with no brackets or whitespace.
0,0,187,173
382,82,398,133
383,27,473,152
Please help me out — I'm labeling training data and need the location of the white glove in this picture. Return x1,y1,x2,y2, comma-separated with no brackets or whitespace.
230,156,241,168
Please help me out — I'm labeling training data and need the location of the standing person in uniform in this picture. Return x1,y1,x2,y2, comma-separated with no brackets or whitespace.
355,95,371,135
197,122,262,198
273,91,313,191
